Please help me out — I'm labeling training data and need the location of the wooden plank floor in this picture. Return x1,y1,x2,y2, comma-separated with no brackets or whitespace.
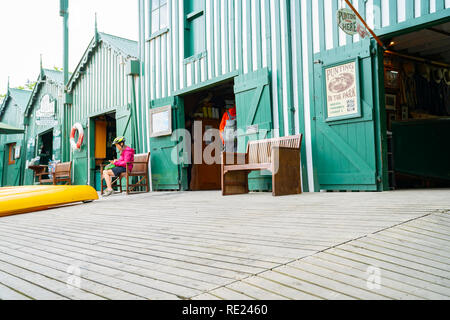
0,189,449,300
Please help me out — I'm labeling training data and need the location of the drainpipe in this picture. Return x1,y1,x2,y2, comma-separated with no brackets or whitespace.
60,0,70,163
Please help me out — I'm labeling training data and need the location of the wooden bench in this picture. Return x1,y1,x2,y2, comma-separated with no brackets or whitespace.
221,135,303,197
36,162,72,185
101,152,151,195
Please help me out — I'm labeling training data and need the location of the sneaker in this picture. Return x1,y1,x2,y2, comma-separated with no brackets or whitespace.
103,189,114,197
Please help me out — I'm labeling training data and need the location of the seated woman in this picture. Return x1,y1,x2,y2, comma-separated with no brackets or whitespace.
103,136,135,197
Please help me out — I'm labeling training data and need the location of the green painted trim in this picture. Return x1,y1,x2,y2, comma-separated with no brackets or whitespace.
264,0,272,70
229,0,236,71
254,0,262,70
224,0,230,73
373,0,381,29
372,40,389,191
147,27,169,41
318,0,326,52
186,9,204,20
184,51,207,64
216,0,222,76
246,0,253,72
173,70,239,97
376,9,450,38
306,0,320,192
209,0,216,79
282,0,295,136
87,107,117,119
293,0,309,193
174,0,180,91
273,0,284,137
237,0,244,73
389,0,398,26
332,0,339,48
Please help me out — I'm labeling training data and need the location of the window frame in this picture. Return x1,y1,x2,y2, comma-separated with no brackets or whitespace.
184,0,206,59
151,0,169,36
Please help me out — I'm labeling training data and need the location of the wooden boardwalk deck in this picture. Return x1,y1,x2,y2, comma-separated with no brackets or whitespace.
0,189,449,300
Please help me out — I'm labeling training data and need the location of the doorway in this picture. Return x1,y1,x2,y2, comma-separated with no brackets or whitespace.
38,130,53,166
182,79,236,191
91,113,117,190
382,21,450,189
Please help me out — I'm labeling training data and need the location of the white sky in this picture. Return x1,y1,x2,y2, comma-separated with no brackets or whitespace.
0,0,138,95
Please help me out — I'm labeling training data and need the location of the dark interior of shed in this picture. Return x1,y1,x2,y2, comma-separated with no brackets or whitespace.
183,79,235,191
93,113,117,190
38,130,53,166
383,21,450,190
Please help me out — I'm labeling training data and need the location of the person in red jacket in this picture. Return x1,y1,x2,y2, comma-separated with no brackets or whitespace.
103,136,135,197
219,105,237,146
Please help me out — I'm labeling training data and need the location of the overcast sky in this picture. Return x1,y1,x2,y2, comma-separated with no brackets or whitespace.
0,0,138,95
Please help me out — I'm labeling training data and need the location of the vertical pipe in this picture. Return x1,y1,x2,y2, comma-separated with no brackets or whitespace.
306,0,319,191
60,0,70,162
282,0,295,135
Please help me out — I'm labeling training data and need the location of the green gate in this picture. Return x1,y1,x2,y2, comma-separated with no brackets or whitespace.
234,68,273,191
312,39,385,191
150,97,187,191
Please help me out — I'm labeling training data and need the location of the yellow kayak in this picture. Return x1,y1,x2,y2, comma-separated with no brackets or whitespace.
0,186,99,217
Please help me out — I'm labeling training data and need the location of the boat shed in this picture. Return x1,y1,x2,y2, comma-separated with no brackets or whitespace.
138,0,450,193
0,85,31,187
22,67,66,186
65,31,141,188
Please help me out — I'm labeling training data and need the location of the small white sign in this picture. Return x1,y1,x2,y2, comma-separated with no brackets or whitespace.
36,94,57,127
149,105,173,138
15,146,21,159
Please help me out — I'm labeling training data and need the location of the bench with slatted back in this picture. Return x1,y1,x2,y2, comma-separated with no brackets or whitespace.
38,162,72,185
221,135,303,197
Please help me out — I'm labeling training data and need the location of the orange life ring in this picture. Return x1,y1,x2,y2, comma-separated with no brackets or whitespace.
70,123,84,150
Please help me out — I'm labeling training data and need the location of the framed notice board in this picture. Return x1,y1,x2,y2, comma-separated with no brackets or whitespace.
323,58,362,122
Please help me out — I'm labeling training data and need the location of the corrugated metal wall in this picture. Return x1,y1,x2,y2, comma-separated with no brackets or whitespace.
23,79,65,185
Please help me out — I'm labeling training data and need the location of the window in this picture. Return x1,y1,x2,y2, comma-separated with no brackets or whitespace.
151,0,168,34
184,0,205,58
8,143,16,165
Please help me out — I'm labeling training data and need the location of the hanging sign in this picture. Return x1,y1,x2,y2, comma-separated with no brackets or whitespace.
36,94,58,127
337,8,369,39
325,61,359,119
337,8,358,35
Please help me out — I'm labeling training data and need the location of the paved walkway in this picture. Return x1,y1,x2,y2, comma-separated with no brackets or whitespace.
0,189,449,300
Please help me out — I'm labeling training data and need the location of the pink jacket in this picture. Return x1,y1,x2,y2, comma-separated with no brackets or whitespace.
114,147,135,171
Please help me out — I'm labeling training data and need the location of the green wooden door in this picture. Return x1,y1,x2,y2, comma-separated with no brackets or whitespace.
150,97,187,191
312,39,384,191
234,68,273,191
7,143,21,187
0,145,5,187
116,107,133,145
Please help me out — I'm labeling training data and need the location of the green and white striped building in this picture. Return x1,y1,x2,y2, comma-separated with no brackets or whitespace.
137,0,450,192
